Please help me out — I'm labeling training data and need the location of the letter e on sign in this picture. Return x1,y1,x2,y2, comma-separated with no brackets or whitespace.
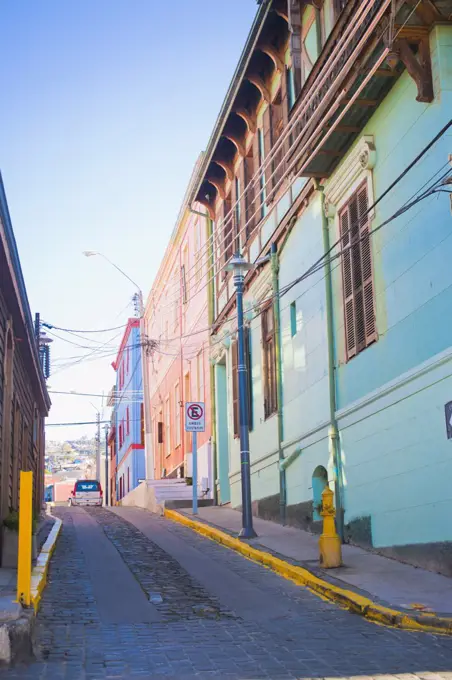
185,402,205,432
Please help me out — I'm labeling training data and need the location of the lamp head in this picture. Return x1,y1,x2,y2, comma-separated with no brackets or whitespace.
225,252,254,274
83,251,98,257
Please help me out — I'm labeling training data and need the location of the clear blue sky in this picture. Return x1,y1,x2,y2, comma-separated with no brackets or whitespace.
0,0,257,441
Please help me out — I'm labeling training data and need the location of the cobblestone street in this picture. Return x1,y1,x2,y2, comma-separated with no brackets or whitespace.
3,506,452,679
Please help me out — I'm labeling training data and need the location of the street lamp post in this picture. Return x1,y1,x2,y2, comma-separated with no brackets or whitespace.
89,402,101,482
227,253,257,539
83,251,154,482
104,424,110,506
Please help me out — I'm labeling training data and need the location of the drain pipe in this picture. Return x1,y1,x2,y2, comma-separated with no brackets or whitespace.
270,220,295,525
206,215,219,505
270,242,286,524
315,182,345,541
190,208,218,504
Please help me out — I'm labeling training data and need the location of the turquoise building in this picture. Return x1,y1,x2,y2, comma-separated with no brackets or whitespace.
190,1,452,574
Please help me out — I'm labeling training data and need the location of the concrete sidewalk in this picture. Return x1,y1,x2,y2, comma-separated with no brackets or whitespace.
179,506,452,616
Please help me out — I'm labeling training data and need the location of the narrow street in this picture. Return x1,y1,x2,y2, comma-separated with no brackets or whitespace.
3,507,452,679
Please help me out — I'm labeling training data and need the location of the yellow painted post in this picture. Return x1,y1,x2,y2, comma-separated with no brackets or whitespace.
319,486,342,568
17,471,33,606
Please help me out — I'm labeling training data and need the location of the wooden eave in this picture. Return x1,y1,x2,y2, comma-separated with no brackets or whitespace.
192,3,288,212
211,177,316,334
290,0,452,180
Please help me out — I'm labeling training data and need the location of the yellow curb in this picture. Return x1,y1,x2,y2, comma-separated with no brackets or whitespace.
164,508,452,636
30,516,62,613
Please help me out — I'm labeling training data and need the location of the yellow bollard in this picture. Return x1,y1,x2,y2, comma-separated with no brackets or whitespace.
319,486,342,568
17,471,33,606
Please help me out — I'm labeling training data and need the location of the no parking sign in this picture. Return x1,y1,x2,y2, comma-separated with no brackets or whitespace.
185,402,205,433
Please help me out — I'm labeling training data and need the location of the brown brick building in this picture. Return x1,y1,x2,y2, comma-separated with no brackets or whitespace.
0,173,50,538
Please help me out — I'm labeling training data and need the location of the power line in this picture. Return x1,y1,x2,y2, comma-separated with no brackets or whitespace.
45,162,451,382
146,0,391,312
154,129,452,347
43,322,128,333
46,420,111,427
48,390,142,398
46,418,144,427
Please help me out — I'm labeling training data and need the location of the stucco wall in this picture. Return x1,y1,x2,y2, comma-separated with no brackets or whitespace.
229,196,332,509
333,26,452,409
331,26,452,550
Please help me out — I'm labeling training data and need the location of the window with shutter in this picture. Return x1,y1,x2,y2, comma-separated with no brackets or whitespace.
334,0,347,18
233,176,241,253
257,129,268,219
252,132,262,220
223,193,233,266
262,106,272,205
175,383,181,447
270,90,284,194
231,340,239,438
165,397,171,456
301,5,320,84
244,151,255,240
238,160,246,247
245,327,253,431
339,182,377,360
262,306,277,418
231,330,253,437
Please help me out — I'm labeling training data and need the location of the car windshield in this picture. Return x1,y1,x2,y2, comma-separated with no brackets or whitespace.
75,481,100,492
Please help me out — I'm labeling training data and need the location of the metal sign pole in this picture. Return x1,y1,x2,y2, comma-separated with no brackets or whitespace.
185,401,204,517
192,431,198,515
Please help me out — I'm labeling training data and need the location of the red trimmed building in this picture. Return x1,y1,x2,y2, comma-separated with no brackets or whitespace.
111,319,145,501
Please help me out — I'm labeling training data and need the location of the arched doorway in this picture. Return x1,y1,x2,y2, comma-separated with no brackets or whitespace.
312,466,328,521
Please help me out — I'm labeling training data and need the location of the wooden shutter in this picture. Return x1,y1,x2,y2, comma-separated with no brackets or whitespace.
244,327,253,431
262,306,277,418
252,133,261,221
223,194,233,265
231,176,239,254
231,340,239,437
239,159,246,248
244,151,255,239
340,183,376,360
334,0,347,18
340,206,356,358
281,69,290,161
358,185,377,345
157,421,163,444
263,106,272,204
271,91,284,193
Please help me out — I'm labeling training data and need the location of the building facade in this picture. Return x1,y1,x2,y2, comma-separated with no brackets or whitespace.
144,164,213,495
188,0,452,571
112,319,145,501
0,173,51,543
107,417,117,506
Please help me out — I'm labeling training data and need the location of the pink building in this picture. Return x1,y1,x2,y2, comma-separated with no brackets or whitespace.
144,170,213,496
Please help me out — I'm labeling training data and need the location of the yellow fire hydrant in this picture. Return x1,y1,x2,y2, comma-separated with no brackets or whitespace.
319,486,342,568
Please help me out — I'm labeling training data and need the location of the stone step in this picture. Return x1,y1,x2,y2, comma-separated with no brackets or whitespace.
146,479,187,487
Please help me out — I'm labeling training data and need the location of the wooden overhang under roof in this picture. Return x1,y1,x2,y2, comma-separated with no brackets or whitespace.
191,0,452,215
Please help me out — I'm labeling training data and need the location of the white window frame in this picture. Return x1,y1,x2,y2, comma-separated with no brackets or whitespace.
165,396,171,457
197,350,204,402
175,383,181,447
323,136,377,362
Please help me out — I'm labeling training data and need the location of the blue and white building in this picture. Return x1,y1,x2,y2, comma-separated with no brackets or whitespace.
112,318,145,500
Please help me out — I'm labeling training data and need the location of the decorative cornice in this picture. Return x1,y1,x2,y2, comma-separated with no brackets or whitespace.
323,135,376,217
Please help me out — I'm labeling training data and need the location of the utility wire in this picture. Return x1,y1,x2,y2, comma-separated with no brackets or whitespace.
43,322,127,333
146,0,391,309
